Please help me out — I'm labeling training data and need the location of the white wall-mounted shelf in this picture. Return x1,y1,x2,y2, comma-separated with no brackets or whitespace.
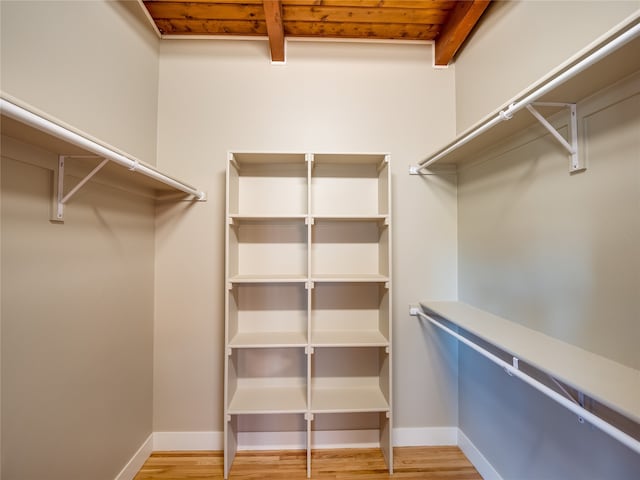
416,301,640,454
224,152,392,478
0,96,206,219
411,19,640,172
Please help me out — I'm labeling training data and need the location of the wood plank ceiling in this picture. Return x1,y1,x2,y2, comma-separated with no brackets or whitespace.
141,0,491,65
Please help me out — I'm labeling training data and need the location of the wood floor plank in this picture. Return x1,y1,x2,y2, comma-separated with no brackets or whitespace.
133,446,482,479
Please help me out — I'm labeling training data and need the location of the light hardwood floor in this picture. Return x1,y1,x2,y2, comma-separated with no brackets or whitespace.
134,446,482,479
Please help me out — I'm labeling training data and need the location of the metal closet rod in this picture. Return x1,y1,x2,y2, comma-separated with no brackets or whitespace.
0,98,206,200
415,21,640,171
416,310,640,456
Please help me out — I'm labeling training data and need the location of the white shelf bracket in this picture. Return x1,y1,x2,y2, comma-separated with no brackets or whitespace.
526,102,584,173
52,155,110,222
305,412,314,421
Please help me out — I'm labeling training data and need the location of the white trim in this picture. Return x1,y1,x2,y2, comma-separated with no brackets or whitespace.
312,429,380,449
151,427,461,451
127,429,501,479
153,431,223,451
114,434,153,480
135,0,162,38
458,430,503,480
394,427,458,446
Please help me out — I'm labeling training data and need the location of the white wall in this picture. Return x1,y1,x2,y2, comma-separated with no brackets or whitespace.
454,0,640,132
1,139,156,480
458,75,640,368
454,3,640,476
1,2,159,478
459,346,640,479
0,0,160,162
153,39,460,436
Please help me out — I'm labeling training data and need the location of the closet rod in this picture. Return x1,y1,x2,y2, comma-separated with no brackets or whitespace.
416,310,640,456
0,98,206,200
415,21,640,171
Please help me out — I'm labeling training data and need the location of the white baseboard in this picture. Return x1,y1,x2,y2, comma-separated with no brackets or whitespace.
153,431,223,450
312,429,380,449
151,427,459,451
458,430,503,480
238,430,306,450
114,434,153,480
116,428,501,480
394,427,458,446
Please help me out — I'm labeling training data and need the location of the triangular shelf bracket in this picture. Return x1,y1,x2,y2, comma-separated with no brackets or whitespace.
526,102,584,173
52,155,109,222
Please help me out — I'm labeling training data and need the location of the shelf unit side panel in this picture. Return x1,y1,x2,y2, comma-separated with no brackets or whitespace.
227,351,239,404
378,159,390,216
228,286,240,343
378,226,390,277
228,225,240,280
378,349,391,404
379,412,393,474
224,415,238,479
378,285,390,340
228,159,240,217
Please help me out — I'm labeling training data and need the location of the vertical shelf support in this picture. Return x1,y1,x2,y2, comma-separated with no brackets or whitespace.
526,102,583,173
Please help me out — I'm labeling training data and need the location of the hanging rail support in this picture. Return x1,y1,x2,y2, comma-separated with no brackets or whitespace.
526,102,583,173
410,21,640,174
1,97,207,201
53,156,110,222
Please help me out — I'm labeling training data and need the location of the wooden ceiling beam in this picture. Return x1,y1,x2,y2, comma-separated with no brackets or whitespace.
263,0,285,62
434,0,490,66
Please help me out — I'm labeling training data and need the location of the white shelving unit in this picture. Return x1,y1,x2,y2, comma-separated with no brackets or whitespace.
224,152,392,478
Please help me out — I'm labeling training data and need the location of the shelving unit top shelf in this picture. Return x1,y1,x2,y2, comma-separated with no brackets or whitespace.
414,20,640,170
231,152,307,165
311,274,389,283
230,274,308,284
419,301,640,424
313,153,388,165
